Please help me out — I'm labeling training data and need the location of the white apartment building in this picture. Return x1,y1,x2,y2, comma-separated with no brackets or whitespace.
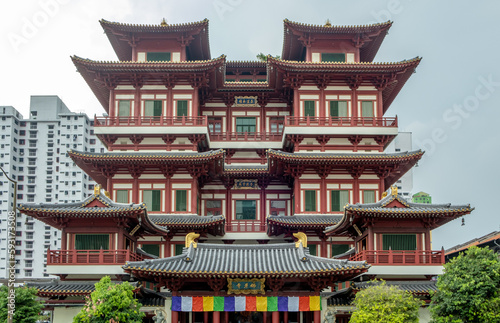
386,132,414,198
0,96,106,279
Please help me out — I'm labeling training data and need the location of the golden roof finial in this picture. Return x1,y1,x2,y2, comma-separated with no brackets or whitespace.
104,191,111,199
160,18,168,26
391,186,398,196
381,191,388,198
185,232,200,248
293,232,308,248
94,184,101,196
325,19,332,27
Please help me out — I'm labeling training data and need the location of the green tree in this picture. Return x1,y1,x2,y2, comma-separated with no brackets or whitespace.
73,276,144,323
349,281,423,323
430,246,500,323
0,285,43,323
256,53,281,61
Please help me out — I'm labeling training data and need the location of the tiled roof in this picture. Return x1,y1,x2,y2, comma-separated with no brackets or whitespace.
268,149,423,164
223,164,269,175
124,242,368,278
284,19,392,34
100,18,209,33
267,215,343,227
445,231,500,255
27,281,97,296
354,280,438,295
149,215,225,236
69,149,225,165
326,287,355,306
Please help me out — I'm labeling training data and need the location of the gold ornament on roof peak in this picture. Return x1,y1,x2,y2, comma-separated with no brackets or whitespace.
325,19,332,27
391,186,398,196
94,184,101,196
160,18,168,26
293,232,308,248
185,232,200,248
381,191,388,198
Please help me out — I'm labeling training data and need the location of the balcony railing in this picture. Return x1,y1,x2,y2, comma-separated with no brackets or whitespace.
47,249,145,265
226,222,266,232
94,116,208,127
350,250,445,266
285,116,398,127
209,132,283,142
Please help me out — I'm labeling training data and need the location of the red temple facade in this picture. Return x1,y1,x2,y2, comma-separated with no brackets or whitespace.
19,18,473,323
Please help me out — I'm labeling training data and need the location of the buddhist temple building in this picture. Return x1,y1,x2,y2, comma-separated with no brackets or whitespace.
19,18,473,323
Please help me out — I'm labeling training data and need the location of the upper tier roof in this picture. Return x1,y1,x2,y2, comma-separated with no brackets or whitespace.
100,19,211,61
325,190,474,234
123,242,369,279
267,214,343,237
282,19,392,62
150,214,225,236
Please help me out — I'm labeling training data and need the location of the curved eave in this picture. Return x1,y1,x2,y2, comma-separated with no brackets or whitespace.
282,19,393,61
100,19,210,61
150,215,225,236
226,60,267,69
71,55,225,111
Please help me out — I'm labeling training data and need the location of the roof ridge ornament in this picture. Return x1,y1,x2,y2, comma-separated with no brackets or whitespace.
185,232,200,248
160,18,167,26
391,186,398,196
325,19,332,27
94,184,101,196
293,232,307,248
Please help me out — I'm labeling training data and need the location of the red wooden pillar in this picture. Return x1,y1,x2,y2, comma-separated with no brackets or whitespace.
351,87,358,125
293,88,300,117
314,311,321,323
203,312,209,323
321,237,327,258
224,312,229,323
109,88,115,117
260,188,266,230
191,177,198,214
227,106,232,133
353,178,359,204
261,105,266,134
171,310,178,323
132,178,139,204
134,86,141,124
320,177,327,213
164,237,171,257
367,226,374,251
377,90,383,117
167,87,173,119
319,88,325,118
213,311,220,323
226,188,232,230
284,312,288,323
294,177,301,214
165,177,171,214
424,231,431,250
192,87,199,117
272,311,279,323
106,177,112,193
263,312,267,323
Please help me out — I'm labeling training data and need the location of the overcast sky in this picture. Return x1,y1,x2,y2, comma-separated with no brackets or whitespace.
1,0,499,249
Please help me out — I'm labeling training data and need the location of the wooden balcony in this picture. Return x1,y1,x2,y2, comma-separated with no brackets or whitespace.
285,116,398,127
209,132,283,142
226,222,267,232
349,250,445,266
94,116,208,127
47,249,145,266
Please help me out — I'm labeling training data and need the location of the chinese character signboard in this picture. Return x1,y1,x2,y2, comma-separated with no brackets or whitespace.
234,96,258,107
227,278,265,295
234,179,259,190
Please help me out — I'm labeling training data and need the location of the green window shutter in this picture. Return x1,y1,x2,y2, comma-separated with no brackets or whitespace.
382,234,417,250
176,190,187,212
116,190,128,203
175,244,184,255
240,79,253,82
118,101,130,116
145,101,162,116
305,190,316,212
177,100,188,116
332,190,349,211
75,234,109,250
141,244,160,257
321,53,346,62
236,117,256,133
146,52,171,62
144,190,161,211
363,190,376,203
308,245,317,256
226,79,236,82
330,101,348,117
361,101,374,117
153,101,162,116
304,101,315,116
235,200,256,220
331,244,350,256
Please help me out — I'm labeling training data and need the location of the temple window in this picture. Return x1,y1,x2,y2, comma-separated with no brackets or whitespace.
256,78,267,82
361,101,374,117
144,100,162,117
146,52,171,62
236,117,256,133
304,190,317,212
74,234,109,250
174,244,184,255
205,200,222,216
208,117,222,134
270,200,286,216
240,79,252,82
176,100,188,117
363,190,376,203
269,117,284,133
331,244,350,257
382,234,417,250
141,244,160,257
321,53,346,62
118,100,131,117
175,190,187,212
115,190,128,203
143,190,161,211
331,190,349,212
330,101,348,117
235,200,256,220
308,244,317,256
304,101,315,117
